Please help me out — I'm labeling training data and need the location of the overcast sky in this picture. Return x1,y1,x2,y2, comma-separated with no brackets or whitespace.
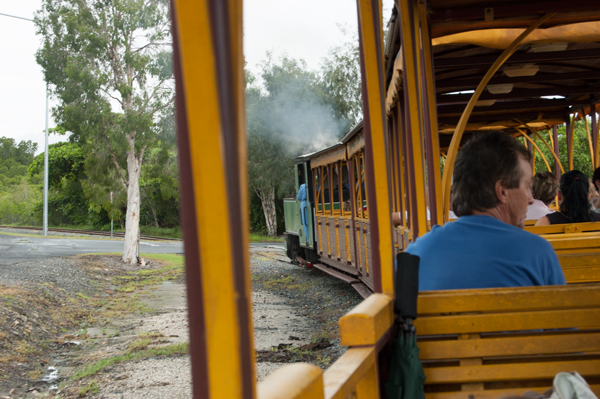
0,0,392,155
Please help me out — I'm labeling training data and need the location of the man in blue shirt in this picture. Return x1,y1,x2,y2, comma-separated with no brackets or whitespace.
404,132,566,291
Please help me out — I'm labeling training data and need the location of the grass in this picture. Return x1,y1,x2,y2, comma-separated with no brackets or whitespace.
250,233,284,243
79,380,99,396
71,343,189,381
258,274,309,291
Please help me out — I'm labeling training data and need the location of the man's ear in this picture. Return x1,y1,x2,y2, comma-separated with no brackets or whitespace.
495,180,509,204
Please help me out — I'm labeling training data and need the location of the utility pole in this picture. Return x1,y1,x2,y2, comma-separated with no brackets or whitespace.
43,88,49,237
110,191,114,239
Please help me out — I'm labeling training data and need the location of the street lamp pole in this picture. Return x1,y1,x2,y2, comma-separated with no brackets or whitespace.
43,87,49,237
110,191,114,239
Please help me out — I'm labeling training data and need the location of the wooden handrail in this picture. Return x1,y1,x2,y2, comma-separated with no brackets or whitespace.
257,363,324,399
338,293,394,346
323,347,377,399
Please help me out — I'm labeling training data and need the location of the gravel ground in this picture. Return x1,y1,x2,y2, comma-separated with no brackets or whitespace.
0,247,364,398
0,256,97,295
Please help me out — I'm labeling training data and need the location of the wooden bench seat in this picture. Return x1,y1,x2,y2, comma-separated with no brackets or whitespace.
414,284,600,399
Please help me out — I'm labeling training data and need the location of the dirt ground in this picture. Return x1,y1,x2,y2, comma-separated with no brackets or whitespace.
0,249,362,398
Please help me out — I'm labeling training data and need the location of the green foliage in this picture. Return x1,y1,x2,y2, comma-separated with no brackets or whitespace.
28,142,110,226
29,142,83,188
0,138,40,225
0,137,37,166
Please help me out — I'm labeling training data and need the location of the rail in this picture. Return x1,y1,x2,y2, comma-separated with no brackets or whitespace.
0,225,181,241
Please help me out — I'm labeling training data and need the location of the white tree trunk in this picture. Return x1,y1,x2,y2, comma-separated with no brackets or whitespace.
122,141,142,264
259,187,277,237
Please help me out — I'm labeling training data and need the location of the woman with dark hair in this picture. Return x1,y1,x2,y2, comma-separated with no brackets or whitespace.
592,166,600,210
536,170,600,225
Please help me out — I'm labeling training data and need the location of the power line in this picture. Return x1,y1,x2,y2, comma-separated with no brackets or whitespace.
0,12,33,22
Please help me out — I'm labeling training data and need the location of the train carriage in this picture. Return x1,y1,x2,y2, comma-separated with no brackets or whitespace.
171,0,600,398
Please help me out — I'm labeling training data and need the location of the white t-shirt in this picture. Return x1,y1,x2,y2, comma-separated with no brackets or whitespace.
526,199,554,220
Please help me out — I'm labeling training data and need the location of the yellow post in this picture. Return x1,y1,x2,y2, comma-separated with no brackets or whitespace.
356,0,394,295
418,0,444,227
171,1,255,398
398,0,428,237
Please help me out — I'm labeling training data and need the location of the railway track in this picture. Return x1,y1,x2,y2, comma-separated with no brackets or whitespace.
0,225,181,242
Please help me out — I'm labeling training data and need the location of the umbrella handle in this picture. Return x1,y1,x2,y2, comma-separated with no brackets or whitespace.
395,252,420,320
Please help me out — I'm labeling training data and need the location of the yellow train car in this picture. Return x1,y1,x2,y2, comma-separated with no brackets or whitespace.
170,0,600,398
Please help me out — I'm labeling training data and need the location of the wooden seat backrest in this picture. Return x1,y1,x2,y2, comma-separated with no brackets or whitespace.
414,284,600,399
524,223,600,283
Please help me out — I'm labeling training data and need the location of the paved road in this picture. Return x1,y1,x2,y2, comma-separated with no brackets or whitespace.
0,233,284,260
0,233,183,260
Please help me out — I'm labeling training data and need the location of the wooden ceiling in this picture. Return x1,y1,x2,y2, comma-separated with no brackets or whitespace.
385,1,600,144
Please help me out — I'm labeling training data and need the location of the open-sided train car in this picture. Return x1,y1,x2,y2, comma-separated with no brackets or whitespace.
172,1,600,398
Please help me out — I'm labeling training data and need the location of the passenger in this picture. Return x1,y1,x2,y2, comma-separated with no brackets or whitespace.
592,166,600,202
297,182,310,244
404,131,565,291
589,178,599,211
535,170,600,225
525,171,558,220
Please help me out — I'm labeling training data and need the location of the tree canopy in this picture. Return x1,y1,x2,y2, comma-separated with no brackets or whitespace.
35,0,174,262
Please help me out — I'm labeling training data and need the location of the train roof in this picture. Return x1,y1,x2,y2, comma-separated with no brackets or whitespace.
294,121,364,164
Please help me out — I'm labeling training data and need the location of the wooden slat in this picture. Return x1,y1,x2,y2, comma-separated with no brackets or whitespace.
415,308,600,335
419,332,600,360
417,284,600,315
559,253,600,267
563,265,600,283
545,235,600,250
323,347,376,399
425,359,600,384
425,385,600,399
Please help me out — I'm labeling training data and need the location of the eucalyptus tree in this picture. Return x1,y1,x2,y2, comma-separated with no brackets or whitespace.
321,27,363,131
35,0,173,263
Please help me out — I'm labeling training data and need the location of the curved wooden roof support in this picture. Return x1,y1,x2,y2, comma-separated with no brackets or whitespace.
567,116,574,170
515,128,553,173
533,131,565,174
441,13,555,223
583,112,595,167
552,125,561,180
514,119,565,174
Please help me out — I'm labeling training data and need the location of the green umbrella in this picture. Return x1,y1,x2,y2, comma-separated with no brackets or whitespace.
385,252,426,399
384,328,426,399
